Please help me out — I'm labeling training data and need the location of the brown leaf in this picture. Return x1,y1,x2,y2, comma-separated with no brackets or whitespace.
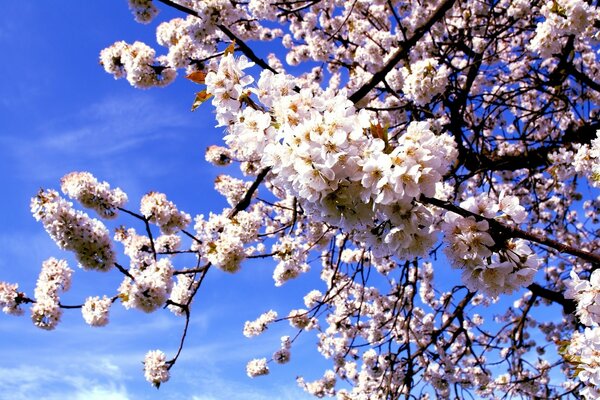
224,41,236,56
371,123,388,142
186,71,206,85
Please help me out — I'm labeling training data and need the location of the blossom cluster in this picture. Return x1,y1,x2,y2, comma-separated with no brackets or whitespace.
244,310,278,337
127,0,158,24
205,53,256,127
167,274,198,316
60,171,128,219
402,58,449,105
143,350,170,387
564,328,600,399
565,270,600,326
528,0,598,58
31,189,116,271
246,357,269,378
192,207,263,273
0,282,25,316
272,236,310,286
442,195,539,297
119,258,174,313
212,59,460,252
31,258,73,330
81,295,112,327
574,130,600,187
297,370,336,398
100,41,176,88
272,336,291,364
562,266,600,398
213,175,252,207
114,227,181,269
140,192,191,234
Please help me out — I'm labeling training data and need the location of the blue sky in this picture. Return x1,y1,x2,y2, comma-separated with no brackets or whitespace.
0,2,320,399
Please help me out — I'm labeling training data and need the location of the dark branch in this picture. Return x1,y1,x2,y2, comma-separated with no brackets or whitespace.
527,283,576,315
227,167,272,218
155,0,277,73
420,195,600,265
348,0,457,104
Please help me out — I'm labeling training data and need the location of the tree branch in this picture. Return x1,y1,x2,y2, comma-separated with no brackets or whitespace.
420,195,600,265
527,283,576,315
348,0,457,104
155,0,277,73
227,167,272,218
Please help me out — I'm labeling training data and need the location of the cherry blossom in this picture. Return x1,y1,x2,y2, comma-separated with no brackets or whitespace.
5,0,600,397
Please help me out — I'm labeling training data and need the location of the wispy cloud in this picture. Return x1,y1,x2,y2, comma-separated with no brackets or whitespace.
4,93,193,161
39,95,191,156
0,360,131,400
0,93,212,193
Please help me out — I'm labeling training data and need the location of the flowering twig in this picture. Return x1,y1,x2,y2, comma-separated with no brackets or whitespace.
155,0,277,74
348,0,458,104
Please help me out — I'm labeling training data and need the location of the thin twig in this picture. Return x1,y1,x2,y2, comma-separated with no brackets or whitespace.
155,0,277,73
420,195,600,265
227,167,272,218
348,0,458,104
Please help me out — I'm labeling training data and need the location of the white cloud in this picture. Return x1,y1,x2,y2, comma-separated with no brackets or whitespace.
0,92,204,185
0,362,130,400
5,93,192,158
73,384,130,400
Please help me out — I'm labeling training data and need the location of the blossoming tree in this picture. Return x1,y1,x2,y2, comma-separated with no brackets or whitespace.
2,0,600,397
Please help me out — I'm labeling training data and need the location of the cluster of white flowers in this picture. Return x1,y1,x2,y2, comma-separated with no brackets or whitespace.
244,63,457,251
167,274,198,316
60,171,128,219
81,295,112,327
140,192,191,234
402,58,450,105
273,336,291,364
564,328,600,399
272,236,310,286
442,195,539,297
119,258,174,313
574,130,600,187
303,289,323,308
246,357,269,378
31,190,115,271
297,370,336,397
205,145,233,166
193,207,263,273
528,0,598,58
155,234,181,253
127,0,158,24
143,349,170,387
100,41,176,88
114,228,180,270
154,1,279,73
156,17,212,70
213,175,252,207
205,53,256,127
565,269,600,326
226,107,275,161
287,309,317,331
243,310,278,337
114,227,154,268
31,258,73,330
0,282,25,316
